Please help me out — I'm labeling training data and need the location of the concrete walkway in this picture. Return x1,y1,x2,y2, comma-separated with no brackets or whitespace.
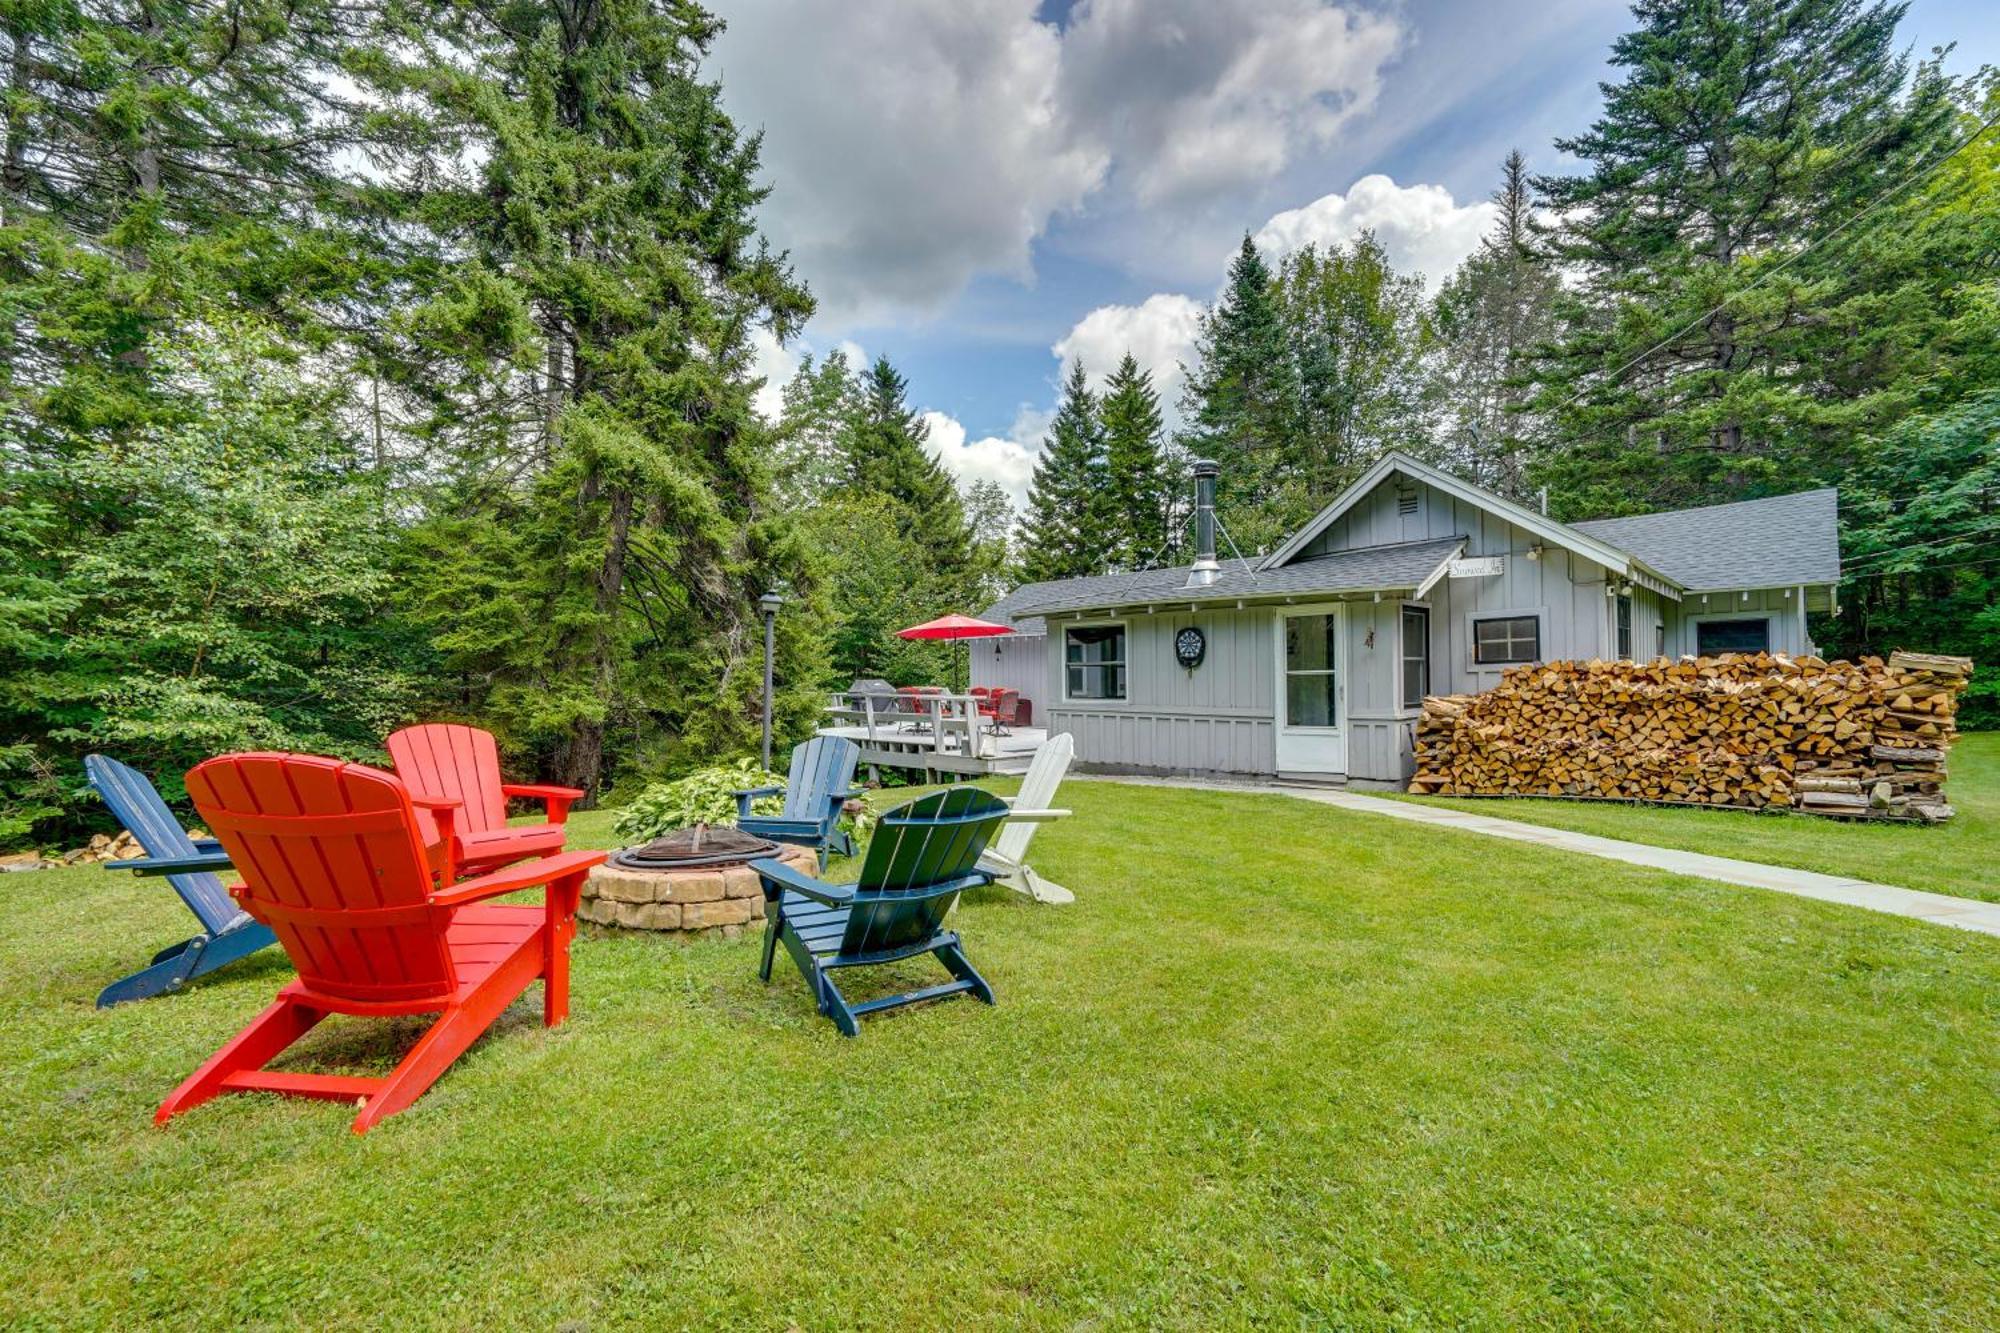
1099,776,2000,939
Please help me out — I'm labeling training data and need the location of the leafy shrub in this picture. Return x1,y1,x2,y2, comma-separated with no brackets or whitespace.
611,756,879,848
612,759,782,842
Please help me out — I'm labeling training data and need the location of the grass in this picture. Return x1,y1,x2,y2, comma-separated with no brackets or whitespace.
4,779,2000,1328
1397,731,2000,902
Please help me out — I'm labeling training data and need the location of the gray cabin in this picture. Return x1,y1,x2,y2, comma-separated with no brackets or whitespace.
975,451,1842,786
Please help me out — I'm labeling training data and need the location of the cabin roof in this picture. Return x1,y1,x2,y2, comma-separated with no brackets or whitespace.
1571,487,1840,592
987,536,1466,623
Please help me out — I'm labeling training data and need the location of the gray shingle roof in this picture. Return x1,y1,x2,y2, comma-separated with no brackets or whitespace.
1571,488,1839,591
985,536,1465,623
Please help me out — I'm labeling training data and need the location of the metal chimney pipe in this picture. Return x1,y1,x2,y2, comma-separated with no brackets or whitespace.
1187,458,1220,587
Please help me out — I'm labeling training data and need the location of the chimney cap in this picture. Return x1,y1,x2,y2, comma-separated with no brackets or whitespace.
1192,458,1219,478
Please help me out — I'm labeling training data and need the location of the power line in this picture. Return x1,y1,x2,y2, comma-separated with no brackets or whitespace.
1842,550,2000,582
1554,103,2000,417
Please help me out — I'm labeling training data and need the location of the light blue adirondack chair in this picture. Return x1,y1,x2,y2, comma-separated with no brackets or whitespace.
733,735,863,868
752,786,1013,1036
84,754,277,1007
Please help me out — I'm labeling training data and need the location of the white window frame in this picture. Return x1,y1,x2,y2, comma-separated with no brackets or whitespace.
1274,602,1346,733
1615,593,1633,660
1690,614,1773,657
1466,607,1546,668
1060,618,1129,703
1399,602,1431,712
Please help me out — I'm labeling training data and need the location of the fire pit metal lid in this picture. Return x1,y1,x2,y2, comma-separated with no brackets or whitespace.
608,823,783,871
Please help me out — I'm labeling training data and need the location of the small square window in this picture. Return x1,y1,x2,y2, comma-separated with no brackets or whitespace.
1473,615,1540,666
1064,625,1127,700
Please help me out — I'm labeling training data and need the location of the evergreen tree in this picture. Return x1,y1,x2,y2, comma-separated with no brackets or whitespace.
1530,0,1958,514
375,0,814,794
1099,353,1169,566
1276,232,1434,520
1019,362,1109,581
1430,151,1564,497
837,356,975,582
1180,234,1298,540
961,478,1019,604
771,351,857,507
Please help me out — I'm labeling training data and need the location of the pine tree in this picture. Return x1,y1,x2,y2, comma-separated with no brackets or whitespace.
772,351,857,507
1530,0,1957,514
838,356,975,582
1430,151,1564,497
1019,362,1109,582
1099,353,1169,567
376,0,814,794
1180,234,1299,541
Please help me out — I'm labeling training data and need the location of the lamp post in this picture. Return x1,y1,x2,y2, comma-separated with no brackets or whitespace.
758,589,784,772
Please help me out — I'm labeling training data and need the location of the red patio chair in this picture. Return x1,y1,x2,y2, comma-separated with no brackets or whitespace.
987,688,1021,736
387,723,583,877
162,753,604,1134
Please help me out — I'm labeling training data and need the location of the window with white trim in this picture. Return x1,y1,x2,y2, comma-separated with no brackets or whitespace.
1400,606,1430,709
1283,612,1339,726
1064,624,1126,700
1696,618,1770,655
1615,594,1633,659
1473,614,1540,666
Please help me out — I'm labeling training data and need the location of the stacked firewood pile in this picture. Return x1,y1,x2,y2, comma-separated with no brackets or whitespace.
1409,651,1974,822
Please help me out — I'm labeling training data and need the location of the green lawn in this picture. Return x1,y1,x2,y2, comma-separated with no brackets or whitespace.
1399,731,2000,902
4,781,2000,1328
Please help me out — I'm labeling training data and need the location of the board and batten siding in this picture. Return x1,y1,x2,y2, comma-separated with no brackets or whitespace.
1044,607,1277,776
1338,595,1420,785
1665,587,1815,657
969,633,1047,713
1304,473,1623,697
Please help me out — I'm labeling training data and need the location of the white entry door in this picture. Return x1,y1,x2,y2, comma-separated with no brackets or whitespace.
1274,605,1347,776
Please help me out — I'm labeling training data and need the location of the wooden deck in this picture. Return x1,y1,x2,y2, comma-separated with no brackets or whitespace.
818,696,1044,777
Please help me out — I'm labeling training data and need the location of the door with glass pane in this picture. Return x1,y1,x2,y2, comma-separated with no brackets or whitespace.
1274,606,1346,775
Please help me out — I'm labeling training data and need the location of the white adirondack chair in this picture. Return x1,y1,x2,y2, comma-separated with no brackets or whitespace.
979,731,1075,904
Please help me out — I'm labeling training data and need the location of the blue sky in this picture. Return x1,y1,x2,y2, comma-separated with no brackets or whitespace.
711,0,1999,502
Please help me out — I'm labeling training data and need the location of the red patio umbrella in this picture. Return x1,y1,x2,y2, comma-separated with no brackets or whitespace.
897,614,1013,692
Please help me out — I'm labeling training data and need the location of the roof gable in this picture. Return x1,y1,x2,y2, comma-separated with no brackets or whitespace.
1261,451,1680,596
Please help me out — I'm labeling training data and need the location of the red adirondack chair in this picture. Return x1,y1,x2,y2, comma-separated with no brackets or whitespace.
161,753,605,1134
386,724,584,878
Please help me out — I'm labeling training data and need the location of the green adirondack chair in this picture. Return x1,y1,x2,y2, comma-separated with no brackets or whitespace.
751,786,1046,1036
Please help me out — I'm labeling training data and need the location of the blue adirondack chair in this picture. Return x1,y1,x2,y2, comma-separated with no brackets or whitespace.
752,786,1010,1036
84,754,277,1007
733,735,863,868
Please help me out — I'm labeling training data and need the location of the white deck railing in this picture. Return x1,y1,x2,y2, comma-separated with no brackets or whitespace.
822,692,990,758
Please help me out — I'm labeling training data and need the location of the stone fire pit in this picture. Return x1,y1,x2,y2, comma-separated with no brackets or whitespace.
577,824,816,938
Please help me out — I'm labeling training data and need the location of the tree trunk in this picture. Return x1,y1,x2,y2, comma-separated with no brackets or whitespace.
558,484,634,796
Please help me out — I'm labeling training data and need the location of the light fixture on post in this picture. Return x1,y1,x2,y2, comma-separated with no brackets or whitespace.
757,588,785,773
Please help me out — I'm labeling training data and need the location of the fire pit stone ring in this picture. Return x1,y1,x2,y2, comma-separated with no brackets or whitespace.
578,824,819,936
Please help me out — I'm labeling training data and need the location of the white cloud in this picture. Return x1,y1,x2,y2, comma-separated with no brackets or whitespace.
713,1,1405,324
1059,0,1403,206
921,408,1043,507
1254,173,1498,289
713,2,1104,326
1051,293,1204,434
747,325,799,421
